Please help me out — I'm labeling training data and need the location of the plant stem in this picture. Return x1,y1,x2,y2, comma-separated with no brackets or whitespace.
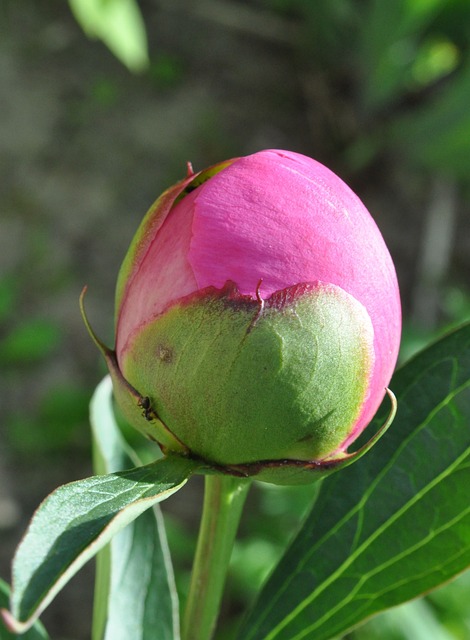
91,433,111,640
182,474,251,640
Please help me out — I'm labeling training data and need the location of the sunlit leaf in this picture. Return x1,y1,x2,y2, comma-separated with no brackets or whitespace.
4,453,199,634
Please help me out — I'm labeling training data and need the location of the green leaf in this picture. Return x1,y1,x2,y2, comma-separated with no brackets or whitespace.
90,376,180,640
5,451,200,634
68,0,149,72
0,580,49,640
239,323,470,640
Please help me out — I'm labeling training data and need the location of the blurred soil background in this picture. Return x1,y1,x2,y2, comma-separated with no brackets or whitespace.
1,1,470,639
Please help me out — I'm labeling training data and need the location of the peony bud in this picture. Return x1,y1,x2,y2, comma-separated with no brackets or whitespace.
82,150,401,484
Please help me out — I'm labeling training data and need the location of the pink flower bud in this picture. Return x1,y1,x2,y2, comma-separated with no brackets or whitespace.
84,150,401,484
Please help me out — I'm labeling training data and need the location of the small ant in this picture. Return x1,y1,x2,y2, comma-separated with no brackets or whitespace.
138,396,155,422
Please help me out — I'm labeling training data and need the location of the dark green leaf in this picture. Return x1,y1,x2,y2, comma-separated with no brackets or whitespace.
6,451,199,634
90,376,180,640
239,323,470,640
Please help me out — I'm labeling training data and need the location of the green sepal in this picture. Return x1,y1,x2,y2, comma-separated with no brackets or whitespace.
121,281,376,472
223,388,397,485
80,287,189,454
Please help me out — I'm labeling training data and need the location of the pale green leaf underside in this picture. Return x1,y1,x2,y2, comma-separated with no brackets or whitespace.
239,323,470,640
8,448,198,633
90,376,180,640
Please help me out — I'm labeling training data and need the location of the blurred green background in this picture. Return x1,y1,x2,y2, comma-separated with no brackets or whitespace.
1,1,469,638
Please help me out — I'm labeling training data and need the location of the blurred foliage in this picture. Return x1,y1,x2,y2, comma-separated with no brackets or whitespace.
0,270,88,455
0,277,17,325
0,319,62,366
68,0,149,71
5,385,91,455
399,284,470,363
67,0,470,182
348,572,470,639
148,54,185,89
266,0,470,182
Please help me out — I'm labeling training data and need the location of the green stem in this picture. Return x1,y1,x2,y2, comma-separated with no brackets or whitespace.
91,436,111,640
182,474,251,640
